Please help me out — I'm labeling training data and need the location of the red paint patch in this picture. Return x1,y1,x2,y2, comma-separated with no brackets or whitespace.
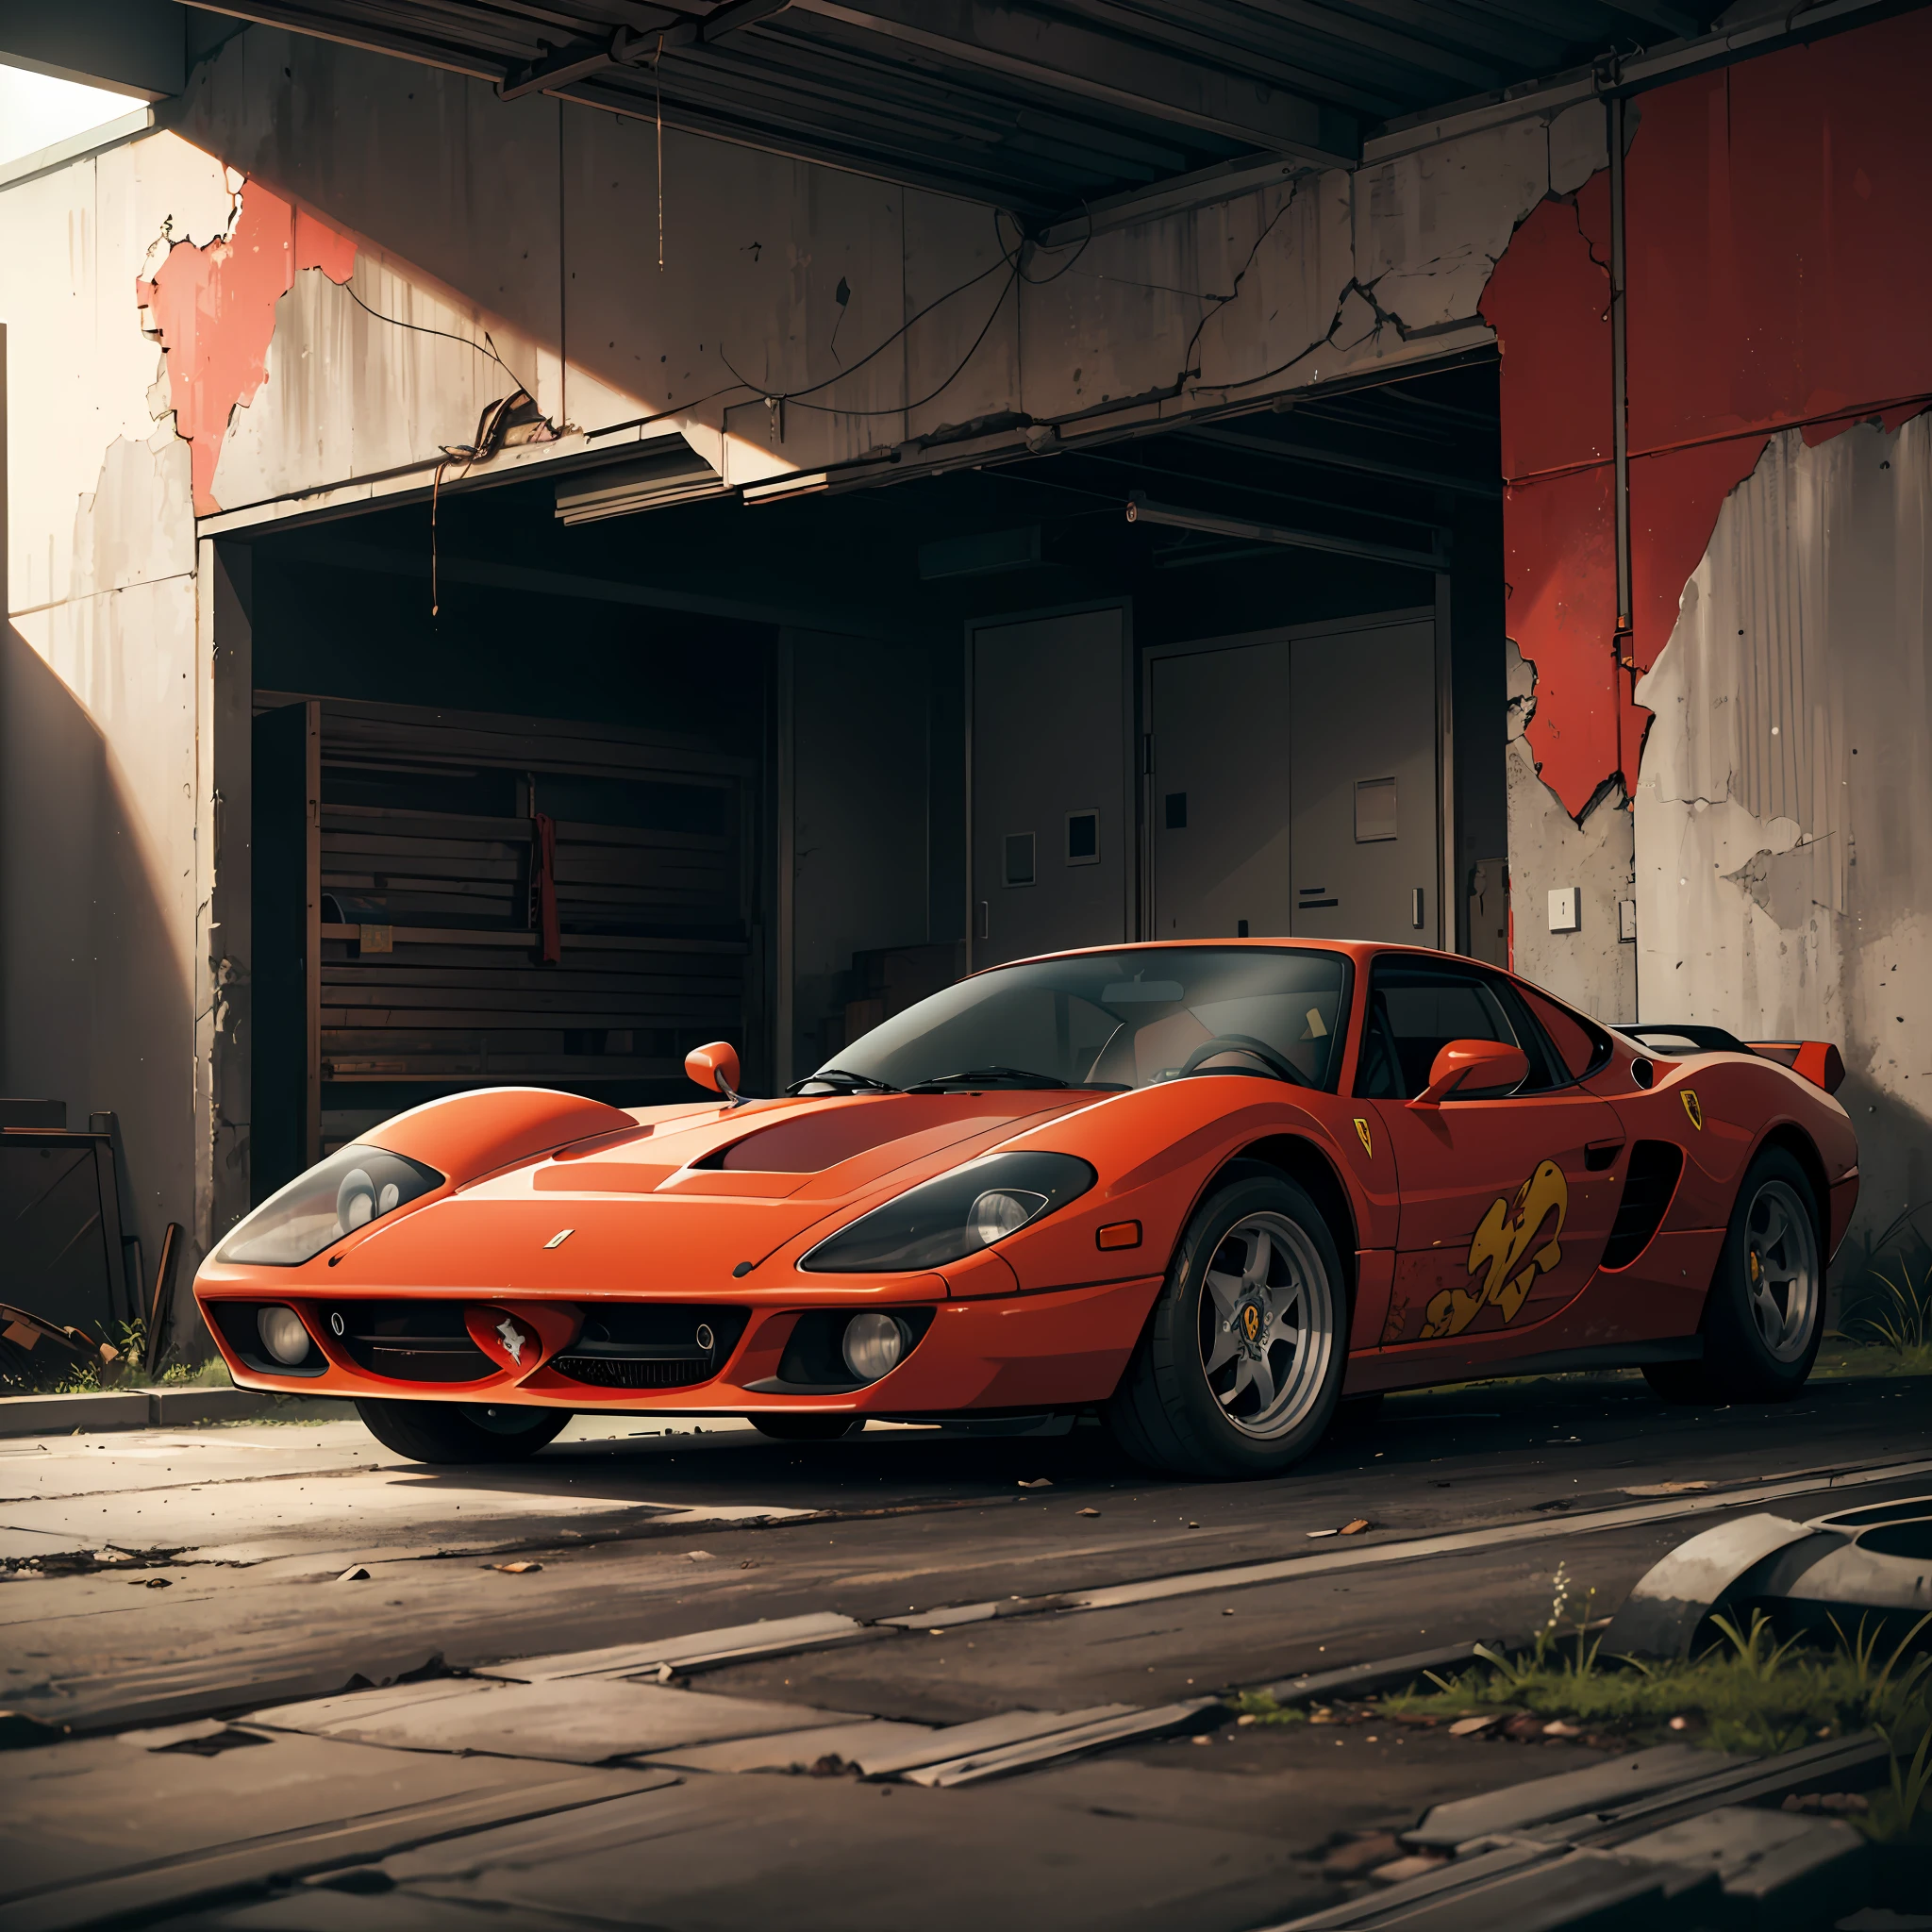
1487,9,1932,822
1501,467,1618,813
138,184,356,515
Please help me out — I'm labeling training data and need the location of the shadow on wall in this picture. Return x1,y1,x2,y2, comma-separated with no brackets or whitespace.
0,624,196,1334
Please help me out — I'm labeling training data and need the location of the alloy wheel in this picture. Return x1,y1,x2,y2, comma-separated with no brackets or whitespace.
1198,1211,1336,1440
1742,1178,1820,1362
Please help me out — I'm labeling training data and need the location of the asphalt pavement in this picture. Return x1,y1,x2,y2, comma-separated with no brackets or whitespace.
3,1370,1929,1929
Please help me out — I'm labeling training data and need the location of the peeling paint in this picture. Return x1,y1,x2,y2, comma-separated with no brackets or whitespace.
1637,416,1932,1240
136,181,356,514
1488,9,1932,831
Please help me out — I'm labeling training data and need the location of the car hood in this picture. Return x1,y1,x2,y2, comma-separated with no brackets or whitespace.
325,1090,1098,1291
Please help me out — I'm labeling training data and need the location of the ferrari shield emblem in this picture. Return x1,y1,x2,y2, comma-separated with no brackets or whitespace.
1682,1090,1704,1131
1241,1304,1262,1343
495,1316,527,1364
1354,1117,1374,1158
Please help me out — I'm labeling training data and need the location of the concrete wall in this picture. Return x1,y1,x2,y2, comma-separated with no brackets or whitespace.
1637,417,1932,1257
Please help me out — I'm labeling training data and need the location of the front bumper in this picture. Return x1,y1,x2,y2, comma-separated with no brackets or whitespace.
195,1274,1164,1415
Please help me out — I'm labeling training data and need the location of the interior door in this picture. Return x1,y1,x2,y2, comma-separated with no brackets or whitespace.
1357,957,1624,1351
971,609,1128,968
1149,638,1294,940
1290,619,1438,943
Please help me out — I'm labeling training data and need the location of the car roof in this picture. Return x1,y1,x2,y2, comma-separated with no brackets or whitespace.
986,937,1454,972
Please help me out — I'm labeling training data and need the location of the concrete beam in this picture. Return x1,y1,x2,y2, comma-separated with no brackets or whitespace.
788,0,1360,165
0,0,184,99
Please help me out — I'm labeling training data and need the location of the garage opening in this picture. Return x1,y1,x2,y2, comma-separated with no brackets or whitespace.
237,363,1502,1200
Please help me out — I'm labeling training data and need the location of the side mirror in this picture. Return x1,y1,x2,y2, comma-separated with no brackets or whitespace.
684,1041,742,1103
1410,1039,1529,1108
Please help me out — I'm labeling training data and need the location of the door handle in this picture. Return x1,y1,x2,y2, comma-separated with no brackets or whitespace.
1585,1138,1625,1172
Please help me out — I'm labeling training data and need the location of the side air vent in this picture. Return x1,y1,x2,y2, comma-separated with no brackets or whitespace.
1602,1141,1685,1271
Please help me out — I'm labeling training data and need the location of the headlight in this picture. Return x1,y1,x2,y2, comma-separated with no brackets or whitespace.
801,1152,1095,1273
215,1143,443,1266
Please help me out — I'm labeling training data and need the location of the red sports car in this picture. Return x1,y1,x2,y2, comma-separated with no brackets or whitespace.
194,941,1857,1478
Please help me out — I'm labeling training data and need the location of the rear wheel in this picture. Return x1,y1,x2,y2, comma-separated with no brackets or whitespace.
1642,1147,1824,1405
355,1398,572,1464
749,1416,862,1441
1108,1165,1348,1479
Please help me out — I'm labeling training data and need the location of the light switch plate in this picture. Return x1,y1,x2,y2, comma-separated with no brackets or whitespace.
1619,898,1638,941
1547,887,1581,933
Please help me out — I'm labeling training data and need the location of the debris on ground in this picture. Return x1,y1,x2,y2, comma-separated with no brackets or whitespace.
0,1302,119,1391
492,1560,541,1574
1319,1830,1403,1877
1076,1507,1100,1517
336,1565,372,1582
1018,1477,1053,1489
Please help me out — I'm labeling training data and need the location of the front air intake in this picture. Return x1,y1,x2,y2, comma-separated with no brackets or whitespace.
547,1304,750,1391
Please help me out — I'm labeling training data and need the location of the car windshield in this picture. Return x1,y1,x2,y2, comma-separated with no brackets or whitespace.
803,947,1351,1094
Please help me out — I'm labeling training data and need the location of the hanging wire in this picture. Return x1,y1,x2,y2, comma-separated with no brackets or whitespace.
654,34,666,272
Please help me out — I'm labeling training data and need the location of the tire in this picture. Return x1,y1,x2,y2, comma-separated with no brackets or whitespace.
749,1416,862,1441
1106,1163,1349,1479
355,1398,572,1464
1643,1147,1825,1406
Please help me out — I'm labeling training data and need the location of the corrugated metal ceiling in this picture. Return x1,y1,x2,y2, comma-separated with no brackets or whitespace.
195,1,1726,213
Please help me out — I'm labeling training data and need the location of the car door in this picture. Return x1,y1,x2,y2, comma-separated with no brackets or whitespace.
1357,957,1624,1351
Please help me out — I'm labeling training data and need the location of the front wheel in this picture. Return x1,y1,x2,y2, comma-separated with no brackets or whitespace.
1107,1165,1348,1478
355,1398,572,1464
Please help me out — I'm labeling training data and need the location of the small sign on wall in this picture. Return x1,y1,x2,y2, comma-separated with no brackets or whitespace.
1547,887,1580,933
1354,776,1397,842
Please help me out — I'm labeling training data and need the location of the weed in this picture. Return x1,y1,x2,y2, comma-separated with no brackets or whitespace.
1853,1257,1932,1353
1378,1574,1932,1827
1230,1691,1307,1727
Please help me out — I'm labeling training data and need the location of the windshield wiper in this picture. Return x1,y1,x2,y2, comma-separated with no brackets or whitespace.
787,1068,900,1095
907,1066,1072,1091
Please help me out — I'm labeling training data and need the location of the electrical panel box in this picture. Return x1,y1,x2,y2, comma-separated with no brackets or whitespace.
1547,886,1581,933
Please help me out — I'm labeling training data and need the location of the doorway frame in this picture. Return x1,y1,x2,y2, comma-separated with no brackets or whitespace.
1140,600,1453,950
962,598,1136,974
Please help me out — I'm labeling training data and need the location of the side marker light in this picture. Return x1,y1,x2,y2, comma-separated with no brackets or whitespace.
1097,1221,1142,1251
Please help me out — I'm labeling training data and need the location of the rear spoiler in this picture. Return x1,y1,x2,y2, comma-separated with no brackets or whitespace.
1622,1024,1846,1095
1746,1040,1847,1095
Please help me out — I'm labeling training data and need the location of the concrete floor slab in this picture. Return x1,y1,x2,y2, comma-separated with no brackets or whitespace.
0,1729,670,1932
247,1674,863,1762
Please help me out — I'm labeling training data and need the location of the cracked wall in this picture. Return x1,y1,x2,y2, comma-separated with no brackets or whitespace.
1487,9,1932,1094
1,131,230,1297
1638,417,1932,1252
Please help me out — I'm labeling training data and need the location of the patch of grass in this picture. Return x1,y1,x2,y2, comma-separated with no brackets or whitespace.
1229,1690,1307,1727
1813,1340,1932,1379
159,1355,232,1388
1372,1584,1932,1841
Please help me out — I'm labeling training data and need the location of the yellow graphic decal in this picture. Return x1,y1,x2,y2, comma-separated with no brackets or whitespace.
1354,1117,1374,1159
1241,1305,1262,1342
1421,1158,1570,1341
1682,1090,1704,1130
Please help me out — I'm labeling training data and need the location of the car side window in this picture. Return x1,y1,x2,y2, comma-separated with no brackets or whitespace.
1354,960,1562,1100
1516,983,1613,1082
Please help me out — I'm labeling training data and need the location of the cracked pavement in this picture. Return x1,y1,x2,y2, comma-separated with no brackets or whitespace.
4,1372,1929,1929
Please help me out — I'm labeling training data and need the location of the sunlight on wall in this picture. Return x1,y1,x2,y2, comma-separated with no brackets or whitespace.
0,63,143,169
